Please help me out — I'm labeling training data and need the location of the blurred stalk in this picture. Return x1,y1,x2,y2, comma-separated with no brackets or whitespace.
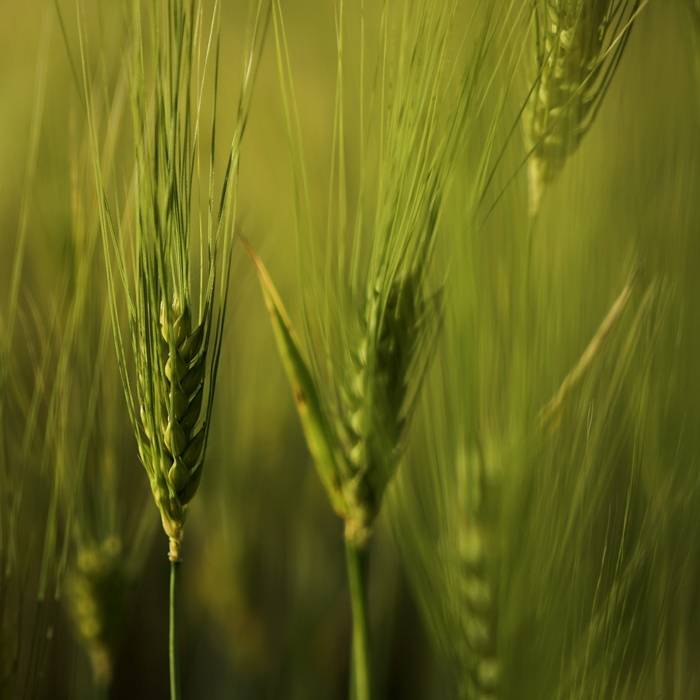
345,540,372,700
169,561,181,700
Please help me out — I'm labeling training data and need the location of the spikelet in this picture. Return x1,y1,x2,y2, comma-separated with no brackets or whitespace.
459,543,501,699
340,271,431,546
526,0,642,216
137,295,207,562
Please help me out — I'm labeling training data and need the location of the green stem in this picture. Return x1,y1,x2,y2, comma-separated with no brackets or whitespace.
169,560,181,700
345,538,372,700
94,677,109,700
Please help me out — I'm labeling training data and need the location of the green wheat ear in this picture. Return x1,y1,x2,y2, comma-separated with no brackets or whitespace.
158,298,207,502
136,295,209,562
64,537,128,687
525,0,646,216
340,271,439,545
80,0,269,562
244,234,439,546
263,0,514,552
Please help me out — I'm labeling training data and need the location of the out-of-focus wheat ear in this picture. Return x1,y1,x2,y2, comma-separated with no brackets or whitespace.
525,0,646,217
453,444,502,700
64,537,128,688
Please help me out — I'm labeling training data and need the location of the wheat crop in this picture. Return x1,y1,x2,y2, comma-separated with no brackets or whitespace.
248,2,527,697
3,0,700,697
77,0,267,696
525,0,646,217
80,0,266,558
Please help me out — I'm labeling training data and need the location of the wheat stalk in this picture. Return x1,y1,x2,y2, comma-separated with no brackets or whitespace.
525,0,645,217
538,271,640,432
256,3,526,696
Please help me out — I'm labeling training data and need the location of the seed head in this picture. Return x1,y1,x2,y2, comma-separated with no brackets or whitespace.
526,0,642,216
340,271,433,544
137,295,209,561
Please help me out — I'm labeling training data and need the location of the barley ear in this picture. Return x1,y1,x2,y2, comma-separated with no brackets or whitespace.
340,271,440,546
525,0,645,217
137,294,209,563
64,537,128,687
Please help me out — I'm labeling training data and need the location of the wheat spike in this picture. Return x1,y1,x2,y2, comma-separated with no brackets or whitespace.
135,295,209,563
64,537,128,687
526,0,642,216
158,296,207,500
90,0,267,563
453,445,502,700
340,271,433,546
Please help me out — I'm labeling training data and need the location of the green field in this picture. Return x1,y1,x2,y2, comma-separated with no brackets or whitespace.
2,1,699,698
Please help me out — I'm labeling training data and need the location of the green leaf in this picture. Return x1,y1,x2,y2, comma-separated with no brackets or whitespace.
240,235,347,518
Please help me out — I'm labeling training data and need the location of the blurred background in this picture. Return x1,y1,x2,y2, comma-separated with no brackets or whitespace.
2,1,700,698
